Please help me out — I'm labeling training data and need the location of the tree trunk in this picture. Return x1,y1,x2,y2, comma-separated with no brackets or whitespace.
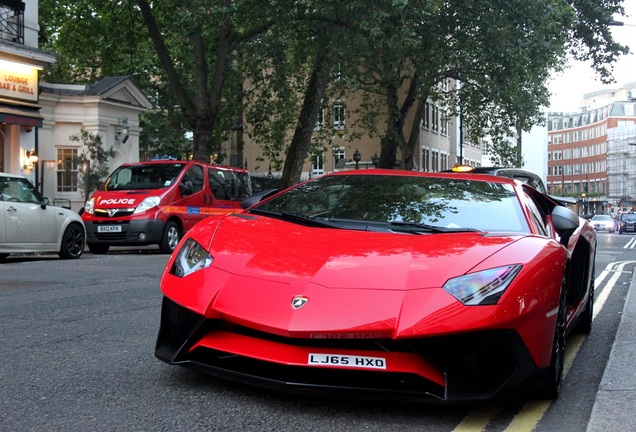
279,43,339,189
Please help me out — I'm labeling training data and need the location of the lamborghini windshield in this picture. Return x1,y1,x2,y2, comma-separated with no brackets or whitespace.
250,174,530,233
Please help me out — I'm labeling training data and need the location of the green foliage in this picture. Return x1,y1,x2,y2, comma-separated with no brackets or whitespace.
69,129,115,194
39,0,630,181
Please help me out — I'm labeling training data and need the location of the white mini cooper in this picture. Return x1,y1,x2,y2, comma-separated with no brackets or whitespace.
0,172,86,260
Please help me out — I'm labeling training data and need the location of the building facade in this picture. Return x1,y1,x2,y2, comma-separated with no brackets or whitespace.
546,103,634,216
234,78,482,181
0,0,55,177
38,77,152,211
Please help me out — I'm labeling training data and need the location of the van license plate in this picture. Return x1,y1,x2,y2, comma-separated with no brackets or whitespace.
97,225,122,233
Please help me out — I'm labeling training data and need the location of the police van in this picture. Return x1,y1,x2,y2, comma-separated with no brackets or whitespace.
82,160,251,254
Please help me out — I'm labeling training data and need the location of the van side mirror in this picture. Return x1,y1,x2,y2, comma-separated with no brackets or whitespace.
41,197,50,210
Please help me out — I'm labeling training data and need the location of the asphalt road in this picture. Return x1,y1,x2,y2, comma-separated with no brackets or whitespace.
0,234,633,432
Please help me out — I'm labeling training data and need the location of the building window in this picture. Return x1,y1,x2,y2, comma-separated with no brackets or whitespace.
432,150,439,171
315,103,324,130
423,102,430,129
440,110,448,135
432,105,439,132
57,148,80,192
333,146,345,170
423,148,430,171
333,101,346,129
312,152,324,176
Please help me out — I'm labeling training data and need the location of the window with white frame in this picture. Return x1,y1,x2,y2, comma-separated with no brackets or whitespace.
432,105,439,132
311,152,324,176
57,148,80,192
333,101,346,129
423,102,430,129
332,146,345,170
315,103,324,130
440,110,448,135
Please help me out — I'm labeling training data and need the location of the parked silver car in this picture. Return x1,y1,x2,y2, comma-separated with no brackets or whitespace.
0,172,86,260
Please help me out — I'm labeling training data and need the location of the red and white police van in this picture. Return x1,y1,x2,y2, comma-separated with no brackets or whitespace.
81,159,251,254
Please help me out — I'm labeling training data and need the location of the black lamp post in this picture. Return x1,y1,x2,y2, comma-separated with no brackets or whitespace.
372,153,379,168
353,149,361,170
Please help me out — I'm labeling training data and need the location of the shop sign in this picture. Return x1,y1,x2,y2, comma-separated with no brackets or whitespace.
0,60,39,102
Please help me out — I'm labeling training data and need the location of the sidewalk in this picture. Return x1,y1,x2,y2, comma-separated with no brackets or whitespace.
587,269,636,431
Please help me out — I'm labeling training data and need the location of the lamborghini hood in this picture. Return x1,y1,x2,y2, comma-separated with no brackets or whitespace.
207,214,523,290
165,214,532,336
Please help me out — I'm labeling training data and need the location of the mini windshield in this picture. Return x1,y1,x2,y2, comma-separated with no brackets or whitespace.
103,163,185,191
251,174,530,233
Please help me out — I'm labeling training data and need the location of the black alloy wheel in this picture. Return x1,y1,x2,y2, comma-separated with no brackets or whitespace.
539,275,568,400
59,223,85,259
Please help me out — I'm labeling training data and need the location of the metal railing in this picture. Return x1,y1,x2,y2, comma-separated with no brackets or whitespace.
0,1,24,44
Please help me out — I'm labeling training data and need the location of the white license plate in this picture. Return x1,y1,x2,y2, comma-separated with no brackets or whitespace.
97,225,122,233
308,353,386,369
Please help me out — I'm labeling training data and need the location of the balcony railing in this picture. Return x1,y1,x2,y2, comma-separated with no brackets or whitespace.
0,1,24,44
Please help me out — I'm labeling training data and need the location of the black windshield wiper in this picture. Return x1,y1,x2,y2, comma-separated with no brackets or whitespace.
388,221,482,233
248,208,343,229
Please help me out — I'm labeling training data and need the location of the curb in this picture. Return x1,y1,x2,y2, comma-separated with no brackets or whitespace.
587,268,636,431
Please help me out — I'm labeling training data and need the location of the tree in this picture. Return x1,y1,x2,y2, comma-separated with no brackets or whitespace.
350,0,628,170
39,0,630,186
70,129,116,198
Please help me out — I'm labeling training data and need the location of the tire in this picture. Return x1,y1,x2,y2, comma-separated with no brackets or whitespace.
58,223,85,259
159,221,181,254
88,244,110,254
539,277,567,400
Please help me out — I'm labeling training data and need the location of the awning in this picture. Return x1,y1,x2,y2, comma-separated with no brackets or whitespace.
0,105,43,128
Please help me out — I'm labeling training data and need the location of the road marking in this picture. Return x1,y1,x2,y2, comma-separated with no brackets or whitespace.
624,237,636,249
452,261,635,432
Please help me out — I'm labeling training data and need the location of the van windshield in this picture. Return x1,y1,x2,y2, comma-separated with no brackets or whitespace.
103,163,186,191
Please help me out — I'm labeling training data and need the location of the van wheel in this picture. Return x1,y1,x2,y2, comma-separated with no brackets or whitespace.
160,221,181,254
88,244,110,254
59,223,85,259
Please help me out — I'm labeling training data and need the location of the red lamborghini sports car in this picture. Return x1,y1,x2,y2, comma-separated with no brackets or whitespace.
155,170,596,403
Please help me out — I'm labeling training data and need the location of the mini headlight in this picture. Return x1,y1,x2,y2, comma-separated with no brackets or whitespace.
134,196,161,214
171,238,213,278
443,265,522,306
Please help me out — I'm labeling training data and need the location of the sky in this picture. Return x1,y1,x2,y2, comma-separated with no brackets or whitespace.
548,1,636,112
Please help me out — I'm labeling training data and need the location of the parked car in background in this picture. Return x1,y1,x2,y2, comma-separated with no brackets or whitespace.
0,172,86,261
156,169,596,403
590,214,616,232
618,212,636,234
82,160,252,254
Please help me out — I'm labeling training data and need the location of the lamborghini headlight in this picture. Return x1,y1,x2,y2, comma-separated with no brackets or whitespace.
443,265,522,306
171,238,213,278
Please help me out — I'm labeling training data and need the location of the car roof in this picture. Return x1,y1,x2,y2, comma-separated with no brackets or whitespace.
327,168,517,184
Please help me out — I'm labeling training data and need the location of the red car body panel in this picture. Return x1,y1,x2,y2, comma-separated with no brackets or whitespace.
156,170,596,402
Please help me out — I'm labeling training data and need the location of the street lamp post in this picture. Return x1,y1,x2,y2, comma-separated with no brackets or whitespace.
372,153,379,168
353,149,361,170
